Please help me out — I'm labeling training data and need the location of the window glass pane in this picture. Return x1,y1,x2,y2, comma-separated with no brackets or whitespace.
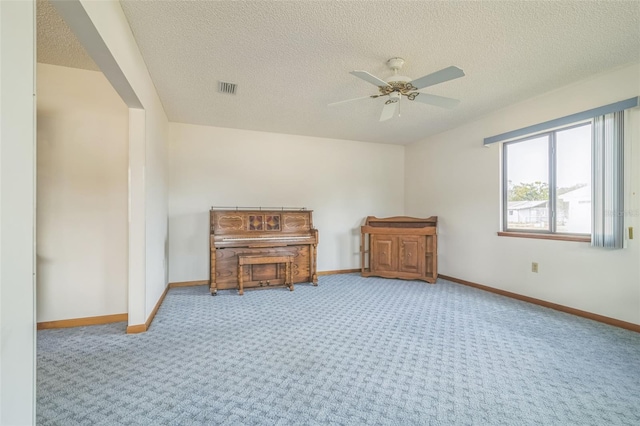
556,124,591,234
506,135,549,231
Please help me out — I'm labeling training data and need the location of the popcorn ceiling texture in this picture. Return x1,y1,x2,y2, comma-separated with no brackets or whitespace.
37,0,99,72
39,1,640,145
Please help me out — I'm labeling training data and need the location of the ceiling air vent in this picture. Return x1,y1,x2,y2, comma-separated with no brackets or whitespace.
218,81,237,95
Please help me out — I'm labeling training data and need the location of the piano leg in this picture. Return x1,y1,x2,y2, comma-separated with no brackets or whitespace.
311,243,318,286
237,263,244,296
210,247,217,295
286,260,294,291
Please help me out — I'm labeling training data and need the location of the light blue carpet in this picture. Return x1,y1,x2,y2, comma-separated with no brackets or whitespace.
37,274,640,425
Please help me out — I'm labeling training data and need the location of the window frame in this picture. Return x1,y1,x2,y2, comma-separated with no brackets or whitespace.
501,121,592,238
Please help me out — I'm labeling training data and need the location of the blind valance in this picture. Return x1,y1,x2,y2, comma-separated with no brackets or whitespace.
484,97,638,145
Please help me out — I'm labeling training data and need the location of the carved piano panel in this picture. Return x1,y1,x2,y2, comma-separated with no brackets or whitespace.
210,209,318,295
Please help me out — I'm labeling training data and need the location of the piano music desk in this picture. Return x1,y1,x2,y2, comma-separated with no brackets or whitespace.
237,253,294,295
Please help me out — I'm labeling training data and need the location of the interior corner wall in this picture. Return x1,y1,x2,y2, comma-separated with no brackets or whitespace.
75,0,169,323
405,63,640,325
167,123,405,283
36,63,128,322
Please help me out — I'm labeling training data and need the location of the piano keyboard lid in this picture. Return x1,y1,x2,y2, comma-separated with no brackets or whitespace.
221,236,311,241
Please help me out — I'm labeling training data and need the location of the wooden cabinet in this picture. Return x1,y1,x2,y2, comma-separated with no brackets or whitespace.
361,216,437,283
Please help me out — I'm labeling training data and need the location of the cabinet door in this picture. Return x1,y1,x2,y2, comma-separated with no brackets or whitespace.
371,235,398,272
399,235,425,275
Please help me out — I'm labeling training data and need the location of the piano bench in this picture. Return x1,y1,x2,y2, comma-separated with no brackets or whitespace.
237,253,295,295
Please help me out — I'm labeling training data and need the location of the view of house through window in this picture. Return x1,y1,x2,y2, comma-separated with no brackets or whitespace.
504,123,592,234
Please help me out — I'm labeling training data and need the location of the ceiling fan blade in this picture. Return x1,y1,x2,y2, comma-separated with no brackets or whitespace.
411,93,461,109
408,66,465,90
379,100,398,121
350,70,391,88
328,95,378,107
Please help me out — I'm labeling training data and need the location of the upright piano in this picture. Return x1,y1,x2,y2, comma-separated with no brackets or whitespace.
209,208,318,295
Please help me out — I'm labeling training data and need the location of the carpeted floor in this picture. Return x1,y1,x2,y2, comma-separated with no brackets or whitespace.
37,274,640,425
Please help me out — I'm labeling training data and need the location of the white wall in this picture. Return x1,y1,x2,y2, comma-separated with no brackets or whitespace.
0,1,36,424
36,63,128,322
168,123,405,283
64,0,169,325
143,100,168,317
405,63,640,325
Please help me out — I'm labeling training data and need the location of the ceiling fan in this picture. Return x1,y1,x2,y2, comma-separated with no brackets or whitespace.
329,57,465,121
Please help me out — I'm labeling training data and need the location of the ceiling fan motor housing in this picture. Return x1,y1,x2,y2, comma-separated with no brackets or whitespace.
385,75,412,83
382,57,416,95
380,79,416,96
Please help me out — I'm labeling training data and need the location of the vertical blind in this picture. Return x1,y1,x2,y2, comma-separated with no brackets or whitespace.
592,111,624,248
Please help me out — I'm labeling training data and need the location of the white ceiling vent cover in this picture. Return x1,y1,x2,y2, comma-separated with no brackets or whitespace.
218,81,237,95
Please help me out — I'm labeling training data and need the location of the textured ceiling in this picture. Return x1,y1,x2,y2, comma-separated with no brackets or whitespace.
39,1,640,145
37,0,99,72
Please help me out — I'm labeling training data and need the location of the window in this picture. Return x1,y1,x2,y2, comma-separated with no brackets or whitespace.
503,122,592,235
489,97,635,246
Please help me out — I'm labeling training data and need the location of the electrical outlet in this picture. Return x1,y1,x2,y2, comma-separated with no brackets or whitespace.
531,262,539,273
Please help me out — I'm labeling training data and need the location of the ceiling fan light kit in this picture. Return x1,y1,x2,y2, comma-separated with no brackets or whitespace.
330,57,465,122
